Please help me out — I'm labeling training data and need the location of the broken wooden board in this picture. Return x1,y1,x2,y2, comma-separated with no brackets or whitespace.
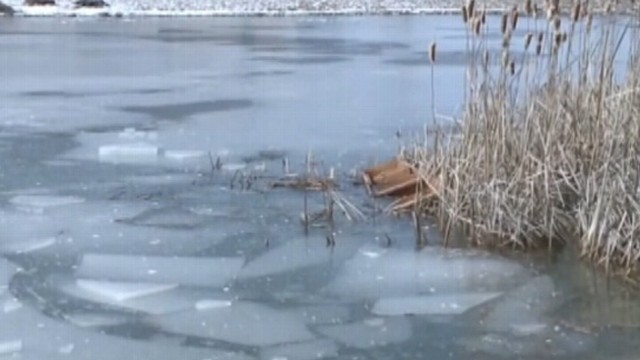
363,158,440,213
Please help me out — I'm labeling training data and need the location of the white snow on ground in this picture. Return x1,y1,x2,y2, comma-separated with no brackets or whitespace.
3,0,485,16
154,301,315,346
77,253,245,287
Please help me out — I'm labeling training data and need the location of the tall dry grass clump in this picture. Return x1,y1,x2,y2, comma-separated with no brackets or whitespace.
412,1,640,278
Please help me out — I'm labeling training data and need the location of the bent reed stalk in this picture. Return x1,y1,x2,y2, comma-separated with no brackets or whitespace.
410,0,640,278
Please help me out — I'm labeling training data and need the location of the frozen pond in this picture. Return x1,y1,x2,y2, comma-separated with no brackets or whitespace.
1,15,640,360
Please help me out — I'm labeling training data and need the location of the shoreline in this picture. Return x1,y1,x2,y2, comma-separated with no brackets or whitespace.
2,3,636,18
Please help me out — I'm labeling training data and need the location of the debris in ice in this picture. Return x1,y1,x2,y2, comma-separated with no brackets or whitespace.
195,299,233,311
0,340,22,356
98,143,163,162
155,302,314,346
483,276,558,333
260,339,339,360
318,317,412,349
77,254,245,287
76,279,178,302
372,293,501,316
325,245,526,300
10,195,84,210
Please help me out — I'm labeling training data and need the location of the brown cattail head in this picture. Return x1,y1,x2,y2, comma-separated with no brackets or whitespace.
503,31,512,49
483,50,490,67
429,42,437,63
572,2,581,22
605,1,613,13
553,16,561,31
538,31,544,43
462,5,469,23
473,17,482,36
501,13,509,34
525,32,534,50
467,0,476,18
525,0,533,15
536,42,543,55
509,61,516,75
502,50,510,68
554,32,563,49
511,7,520,30
481,7,486,24
562,32,568,43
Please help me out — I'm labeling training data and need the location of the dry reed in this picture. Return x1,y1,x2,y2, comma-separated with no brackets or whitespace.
409,2,640,278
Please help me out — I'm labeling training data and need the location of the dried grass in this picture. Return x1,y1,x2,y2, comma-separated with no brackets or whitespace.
411,1,640,277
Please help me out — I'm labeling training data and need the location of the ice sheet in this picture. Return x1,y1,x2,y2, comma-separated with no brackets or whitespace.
77,254,245,287
76,279,178,302
155,302,315,346
98,143,163,163
9,195,85,213
0,259,18,293
0,305,251,360
318,317,412,349
291,305,350,325
482,276,558,333
260,339,338,360
372,293,502,316
0,340,22,356
325,245,526,300
239,237,357,278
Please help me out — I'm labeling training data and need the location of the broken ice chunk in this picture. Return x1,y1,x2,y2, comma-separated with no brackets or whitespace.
155,302,314,346
318,317,412,349
77,254,244,287
195,299,233,311
1,237,56,254
3,297,23,313
77,279,178,302
164,150,206,161
372,293,501,316
260,339,339,360
0,340,22,356
98,143,163,162
10,195,85,211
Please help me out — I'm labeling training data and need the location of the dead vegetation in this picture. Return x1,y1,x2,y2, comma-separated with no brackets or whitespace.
398,0,640,277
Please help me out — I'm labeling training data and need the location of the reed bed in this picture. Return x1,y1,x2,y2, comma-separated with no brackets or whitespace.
411,0,640,277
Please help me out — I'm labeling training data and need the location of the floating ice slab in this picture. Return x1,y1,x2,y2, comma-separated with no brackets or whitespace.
0,305,251,360
3,297,23,313
195,299,233,311
98,143,162,162
292,305,350,325
63,312,129,328
164,150,206,161
155,302,314,346
76,279,178,302
260,339,339,360
240,237,357,279
117,128,158,141
0,237,56,255
60,277,219,315
77,254,244,287
372,293,502,316
325,245,526,300
0,340,22,356
10,195,85,210
483,276,558,332
0,259,18,291
318,317,412,349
